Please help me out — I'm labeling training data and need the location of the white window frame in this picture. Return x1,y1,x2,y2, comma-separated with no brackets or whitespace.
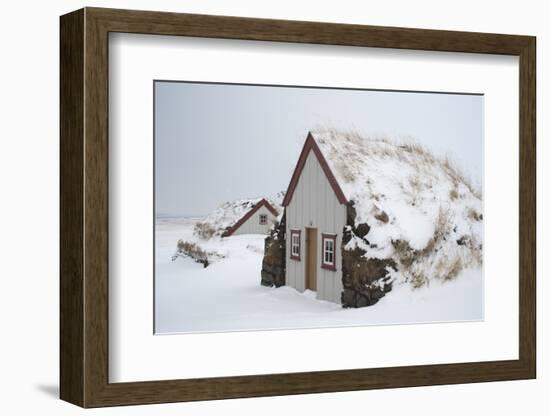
290,229,301,261
321,233,337,271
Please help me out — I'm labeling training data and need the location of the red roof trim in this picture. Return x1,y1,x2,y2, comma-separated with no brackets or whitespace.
222,199,279,237
282,132,348,207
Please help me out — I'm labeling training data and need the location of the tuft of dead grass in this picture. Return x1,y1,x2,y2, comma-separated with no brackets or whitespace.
392,206,457,288
442,156,481,199
194,222,216,239
405,174,424,206
410,270,429,289
173,239,223,267
434,207,452,241
335,160,356,183
449,187,459,200
399,142,436,166
374,210,389,223
445,258,463,280
467,208,483,221
391,239,416,268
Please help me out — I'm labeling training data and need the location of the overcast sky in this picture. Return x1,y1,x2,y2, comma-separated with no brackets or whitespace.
155,81,483,218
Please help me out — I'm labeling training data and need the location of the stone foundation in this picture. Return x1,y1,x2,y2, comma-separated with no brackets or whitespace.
341,204,396,308
261,212,286,287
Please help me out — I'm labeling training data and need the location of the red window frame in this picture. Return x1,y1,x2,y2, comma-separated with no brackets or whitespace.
321,233,337,271
290,229,301,261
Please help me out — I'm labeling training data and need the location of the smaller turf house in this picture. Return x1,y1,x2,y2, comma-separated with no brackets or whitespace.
194,198,280,239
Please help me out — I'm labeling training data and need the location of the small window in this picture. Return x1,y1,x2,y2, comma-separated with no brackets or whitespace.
259,214,268,225
321,233,337,271
290,229,301,261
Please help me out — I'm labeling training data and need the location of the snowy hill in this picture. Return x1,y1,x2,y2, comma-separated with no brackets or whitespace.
312,129,483,288
194,197,281,239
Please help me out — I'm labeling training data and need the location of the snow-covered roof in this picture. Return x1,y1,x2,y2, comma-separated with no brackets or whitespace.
284,129,483,282
312,129,481,250
195,197,280,238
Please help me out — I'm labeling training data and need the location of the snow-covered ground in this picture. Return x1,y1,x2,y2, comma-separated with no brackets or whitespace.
155,218,483,334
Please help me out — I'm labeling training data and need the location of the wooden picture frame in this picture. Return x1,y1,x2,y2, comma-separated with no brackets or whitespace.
60,7,536,408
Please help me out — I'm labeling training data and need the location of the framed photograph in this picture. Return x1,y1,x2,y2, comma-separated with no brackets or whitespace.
60,7,536,408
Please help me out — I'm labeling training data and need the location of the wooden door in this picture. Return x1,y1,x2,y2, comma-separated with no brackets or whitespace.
305,228,317,291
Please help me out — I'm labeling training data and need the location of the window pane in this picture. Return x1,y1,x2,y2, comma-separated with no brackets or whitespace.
291,232,300,257
323,237,334,265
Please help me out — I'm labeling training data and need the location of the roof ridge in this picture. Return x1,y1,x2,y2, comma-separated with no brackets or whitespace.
282,131,348,207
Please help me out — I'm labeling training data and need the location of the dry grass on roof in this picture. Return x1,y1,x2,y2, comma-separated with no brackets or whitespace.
313,128,481,199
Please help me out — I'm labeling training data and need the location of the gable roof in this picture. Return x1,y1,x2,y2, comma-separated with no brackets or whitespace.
195,197,280,239
222,198,279,237
282,132,348,207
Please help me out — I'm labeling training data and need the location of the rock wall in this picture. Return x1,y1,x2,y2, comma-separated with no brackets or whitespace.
341,203,396,308
261,212,286,287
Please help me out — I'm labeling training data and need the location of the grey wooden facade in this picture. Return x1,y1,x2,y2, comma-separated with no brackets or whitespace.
285,151,346,303
231,205,277,236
